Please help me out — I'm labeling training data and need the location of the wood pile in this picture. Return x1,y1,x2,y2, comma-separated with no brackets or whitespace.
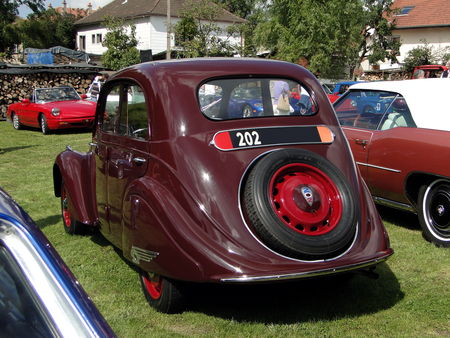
0,72,96,118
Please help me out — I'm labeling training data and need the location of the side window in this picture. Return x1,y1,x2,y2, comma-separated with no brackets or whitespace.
335,91,395,130
379,96,416,130
101,83,148,139
102,85,121,133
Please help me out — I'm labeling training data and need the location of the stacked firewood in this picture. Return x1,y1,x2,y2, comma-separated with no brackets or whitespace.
0,72,96,117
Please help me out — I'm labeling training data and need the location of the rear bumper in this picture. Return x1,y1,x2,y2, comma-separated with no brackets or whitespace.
220,249,393,283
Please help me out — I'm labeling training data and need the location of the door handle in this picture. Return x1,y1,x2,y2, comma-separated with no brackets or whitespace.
132,157,146,165
89,142,98,148
354,139,368,146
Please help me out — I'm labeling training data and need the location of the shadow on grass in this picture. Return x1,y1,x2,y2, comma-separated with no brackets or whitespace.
376,205,420,232
187,263,403,323
0,145,36,154
35,214,61,229
82,229,403,322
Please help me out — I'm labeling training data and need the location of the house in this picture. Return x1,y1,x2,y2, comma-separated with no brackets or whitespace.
74,0,245,57
378,0,450,70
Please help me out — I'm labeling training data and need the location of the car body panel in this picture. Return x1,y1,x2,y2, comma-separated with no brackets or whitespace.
54,58,392,283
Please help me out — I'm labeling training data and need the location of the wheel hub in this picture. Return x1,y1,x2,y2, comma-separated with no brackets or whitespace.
270,163,343,236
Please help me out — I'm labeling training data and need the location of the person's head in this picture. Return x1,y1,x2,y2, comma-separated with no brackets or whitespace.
413,69,425,79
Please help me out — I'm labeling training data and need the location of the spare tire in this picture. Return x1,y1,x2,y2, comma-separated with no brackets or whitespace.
243,148,357,260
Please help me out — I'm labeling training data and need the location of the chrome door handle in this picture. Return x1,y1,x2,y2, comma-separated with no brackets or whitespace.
132,157,146,165
89,142,98,148
354,139,368,146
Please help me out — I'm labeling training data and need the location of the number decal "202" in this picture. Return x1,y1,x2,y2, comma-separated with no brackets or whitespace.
236,131,262,147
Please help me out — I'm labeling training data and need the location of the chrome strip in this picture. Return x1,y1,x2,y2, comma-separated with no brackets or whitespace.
356,162,401,173
373,196,416,213
220,254,392,283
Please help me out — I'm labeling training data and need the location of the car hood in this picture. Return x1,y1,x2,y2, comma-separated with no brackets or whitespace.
46,100,96,118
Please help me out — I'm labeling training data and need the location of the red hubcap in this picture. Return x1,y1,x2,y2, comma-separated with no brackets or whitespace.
143,274,163,300
269,163,343,236
61,188,72,227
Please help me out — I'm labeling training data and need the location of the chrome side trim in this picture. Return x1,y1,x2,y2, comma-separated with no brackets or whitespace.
356,162,401,173
130,246,159,264
373,196,415,213
220,253,392,283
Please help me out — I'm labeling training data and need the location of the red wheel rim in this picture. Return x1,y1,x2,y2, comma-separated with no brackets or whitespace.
143,274,163,300
61,188,71,228
269,163,343,236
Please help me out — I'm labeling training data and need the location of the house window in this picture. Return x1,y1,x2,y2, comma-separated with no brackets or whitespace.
397,6,414,15
92,34,96,44
79,35,86,51
96,34,102,43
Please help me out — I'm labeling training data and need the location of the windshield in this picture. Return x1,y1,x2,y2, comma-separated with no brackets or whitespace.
35,87,81,103
199,78,317,120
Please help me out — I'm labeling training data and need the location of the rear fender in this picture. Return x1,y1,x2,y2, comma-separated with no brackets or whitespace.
53,149,97,225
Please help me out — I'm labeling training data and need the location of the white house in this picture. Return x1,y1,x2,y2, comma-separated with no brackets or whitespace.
369,0,450,71
74,0,246,57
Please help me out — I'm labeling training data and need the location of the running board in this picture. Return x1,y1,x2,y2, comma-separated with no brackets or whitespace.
373,196,416,213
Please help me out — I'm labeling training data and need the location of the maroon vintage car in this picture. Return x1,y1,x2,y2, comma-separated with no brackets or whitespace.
334,79,450,247
7,86,96,134
53,59,392,313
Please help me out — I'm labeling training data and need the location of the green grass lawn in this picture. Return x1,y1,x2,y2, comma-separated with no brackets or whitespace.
0,121,448,337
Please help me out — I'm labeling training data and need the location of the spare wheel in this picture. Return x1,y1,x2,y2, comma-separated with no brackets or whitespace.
243,148,357,260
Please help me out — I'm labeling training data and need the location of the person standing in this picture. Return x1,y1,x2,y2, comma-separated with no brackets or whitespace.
441,61,450,78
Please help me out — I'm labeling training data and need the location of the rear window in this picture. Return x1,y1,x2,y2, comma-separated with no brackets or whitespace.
199,78,317,120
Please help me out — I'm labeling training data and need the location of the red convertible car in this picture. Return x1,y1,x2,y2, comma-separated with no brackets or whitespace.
53,59,392,313
334,79,450,247
7,86,96,134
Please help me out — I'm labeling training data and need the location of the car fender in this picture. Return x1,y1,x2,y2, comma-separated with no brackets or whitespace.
120,176,208,281
53,148,98,225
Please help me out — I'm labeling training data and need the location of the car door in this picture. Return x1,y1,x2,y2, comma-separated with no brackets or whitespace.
94,82,150,248
334,93,385,180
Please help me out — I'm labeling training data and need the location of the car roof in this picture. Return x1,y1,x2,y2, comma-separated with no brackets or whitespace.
349,79,450,131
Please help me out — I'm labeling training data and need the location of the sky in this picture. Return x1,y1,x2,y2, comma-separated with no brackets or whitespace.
18,0,113,18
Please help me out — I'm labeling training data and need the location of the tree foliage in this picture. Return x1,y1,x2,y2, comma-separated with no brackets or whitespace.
14,9,79,49
254,0,399,79
403,41,450,72
174,0,241,57
0,0,44,53
101,16,140,71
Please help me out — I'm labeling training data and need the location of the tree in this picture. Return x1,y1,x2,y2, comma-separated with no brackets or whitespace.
254,0,399,79
174,0,241,57
0,0,44,53
212,0,266,56
15,9,79,49
354,0,400,76
101,16,140,71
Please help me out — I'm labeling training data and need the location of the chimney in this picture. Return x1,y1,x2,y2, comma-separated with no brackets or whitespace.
87,2,92,14
63,0,67,13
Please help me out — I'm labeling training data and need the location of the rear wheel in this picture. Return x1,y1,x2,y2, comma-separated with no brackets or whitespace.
39,114,49,134
12,113,21,130
61,180,85,235
243,149,357,260
418,180,450,247
140,271,185,313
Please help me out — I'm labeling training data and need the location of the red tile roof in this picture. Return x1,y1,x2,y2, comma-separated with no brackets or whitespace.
54,7,91,17
391,0,450,28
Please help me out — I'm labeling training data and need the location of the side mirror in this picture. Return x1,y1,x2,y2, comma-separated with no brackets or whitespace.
80,94,87,99
22,99,30,104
